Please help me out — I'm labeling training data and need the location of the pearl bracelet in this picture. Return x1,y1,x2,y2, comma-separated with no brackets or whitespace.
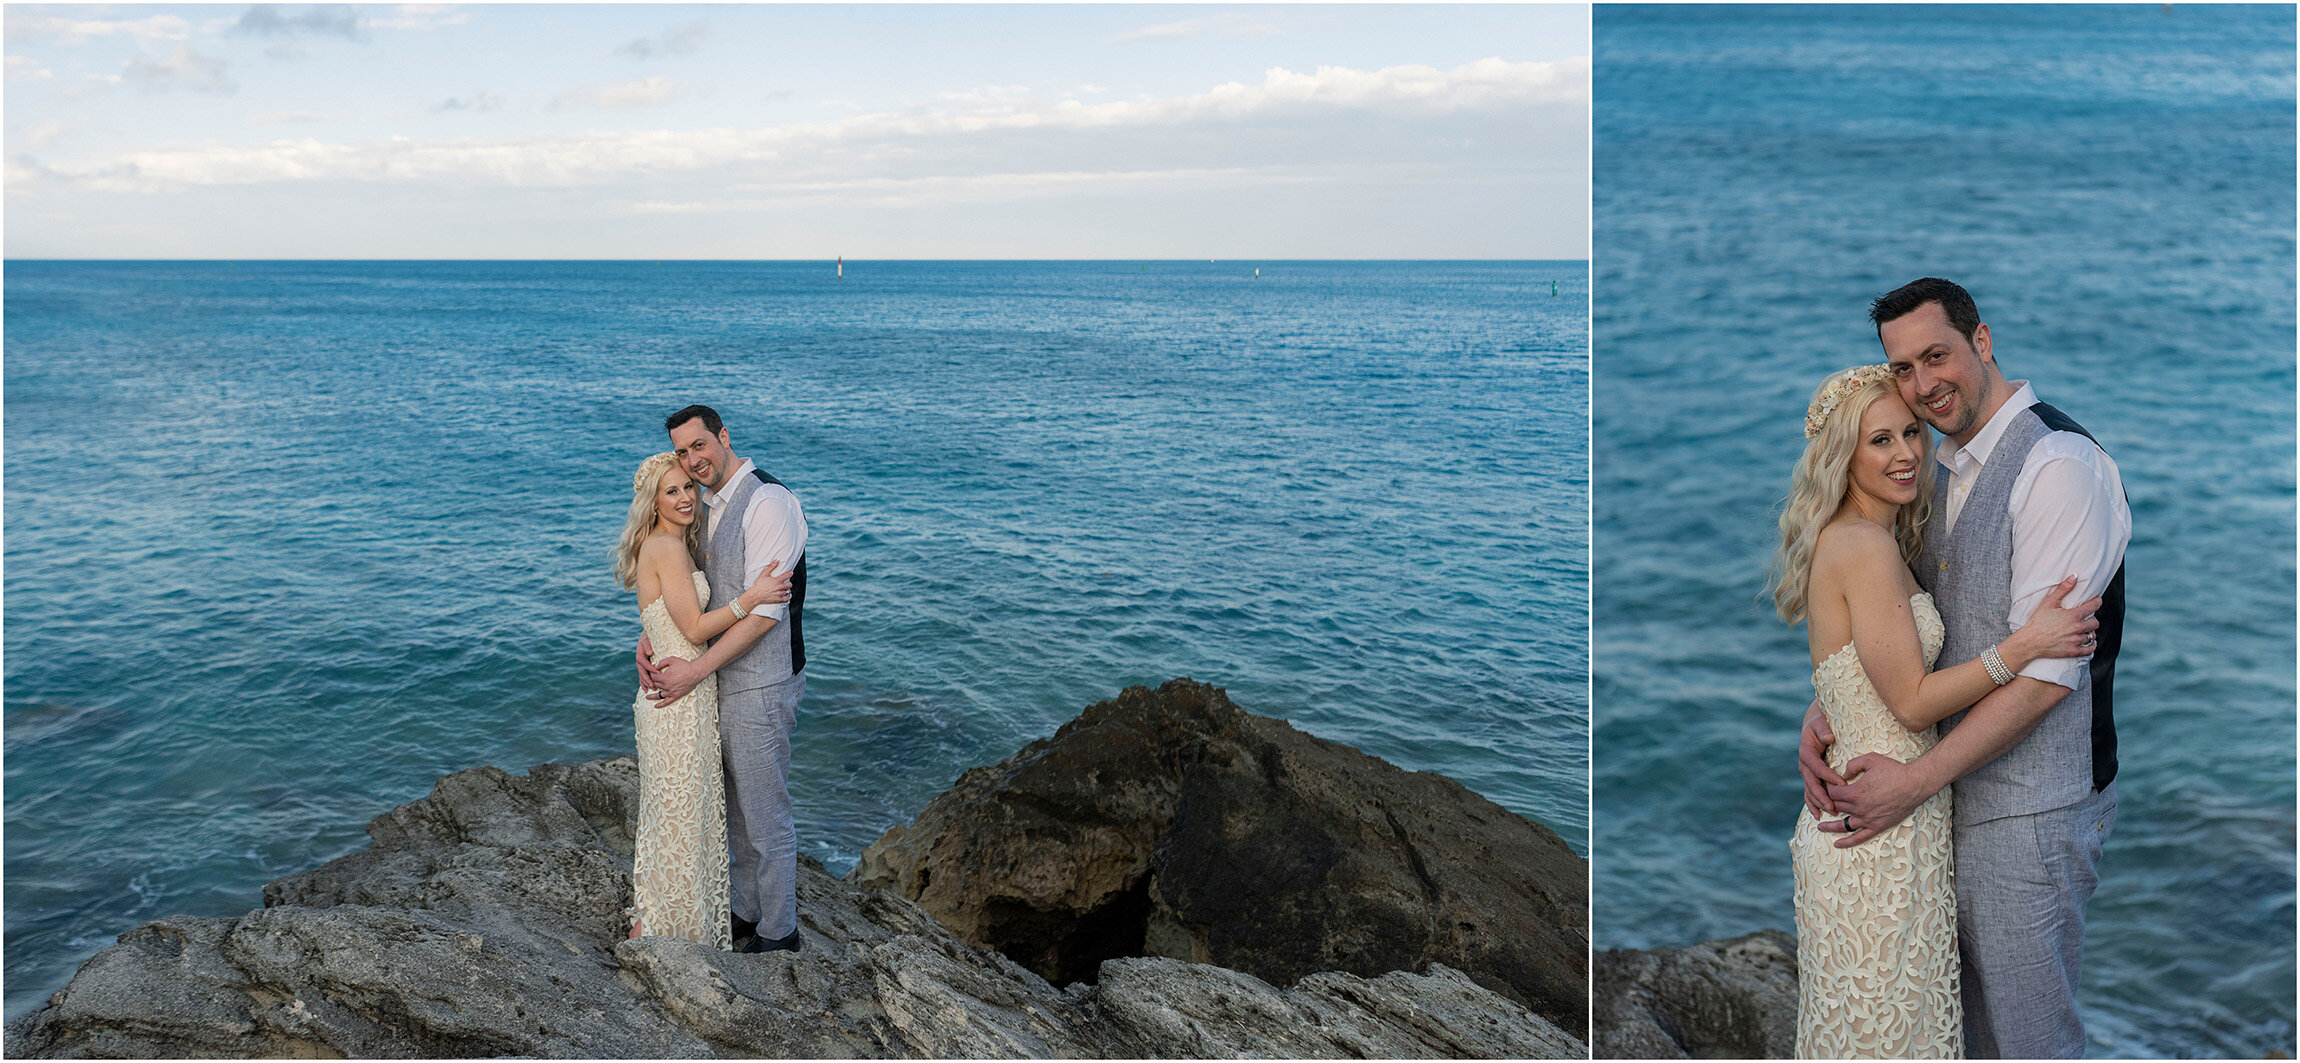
1981,644,2014,686
729,598,749,620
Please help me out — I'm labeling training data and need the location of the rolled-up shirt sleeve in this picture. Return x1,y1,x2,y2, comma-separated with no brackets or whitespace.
740,485,808,623
2006,434,2130,688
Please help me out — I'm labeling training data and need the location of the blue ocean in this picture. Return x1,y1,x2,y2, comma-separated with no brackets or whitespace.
1594,6,2294,1058
2,259,1587,1020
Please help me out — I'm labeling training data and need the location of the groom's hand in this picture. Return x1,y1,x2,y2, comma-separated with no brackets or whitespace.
1824,752,1929,848
1798,703,1844,817
649,656,702,703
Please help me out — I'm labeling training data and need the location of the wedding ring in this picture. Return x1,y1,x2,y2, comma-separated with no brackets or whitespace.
1839,818,1855,833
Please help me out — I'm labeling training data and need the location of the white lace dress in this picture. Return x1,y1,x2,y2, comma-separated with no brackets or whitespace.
632,570,732,949
1790,592,1962,1059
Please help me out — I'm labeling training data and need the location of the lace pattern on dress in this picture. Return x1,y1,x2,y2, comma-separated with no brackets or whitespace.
631,570,733,950
1790,592,1962,1059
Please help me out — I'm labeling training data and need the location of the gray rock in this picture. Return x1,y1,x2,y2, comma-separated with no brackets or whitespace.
1592,929,1799,1059
9,684,1584,1059
850,679,1589,1037
1094,958,1588,1058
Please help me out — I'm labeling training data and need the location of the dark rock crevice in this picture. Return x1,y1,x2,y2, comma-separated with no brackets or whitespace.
849,678,1591,1038
982,870,1155,987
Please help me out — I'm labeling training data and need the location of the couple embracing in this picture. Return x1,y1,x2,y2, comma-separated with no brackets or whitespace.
1771,279,2130,1059
611,405,809,954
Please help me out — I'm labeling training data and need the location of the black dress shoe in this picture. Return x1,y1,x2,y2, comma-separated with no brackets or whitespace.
730,912,758,943
739,929,802,954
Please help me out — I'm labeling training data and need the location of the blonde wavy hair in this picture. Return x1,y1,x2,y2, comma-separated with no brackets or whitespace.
1768,366,1934,623
614,452,702,589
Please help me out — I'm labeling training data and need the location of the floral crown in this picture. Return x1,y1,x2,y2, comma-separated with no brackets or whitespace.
1804,364,1895,438
632,452,680,494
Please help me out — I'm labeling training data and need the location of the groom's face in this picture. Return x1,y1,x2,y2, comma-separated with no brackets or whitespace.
1881,301,1994,444
669,420,734,491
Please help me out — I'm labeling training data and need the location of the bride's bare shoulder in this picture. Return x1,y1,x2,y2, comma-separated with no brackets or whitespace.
637,532,693,569
1811,519,1901,577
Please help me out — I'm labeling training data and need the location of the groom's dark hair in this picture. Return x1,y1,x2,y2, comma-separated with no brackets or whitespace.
1869,278,1983,347
665,404,724,436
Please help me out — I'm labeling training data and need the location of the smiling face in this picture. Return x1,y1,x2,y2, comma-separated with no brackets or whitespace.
668,418,734,491
1880,300,1999,445
652,464,700,529
1846,390,1927,515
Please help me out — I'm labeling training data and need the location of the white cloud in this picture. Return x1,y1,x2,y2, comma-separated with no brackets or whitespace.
938,84,1032,103
6,53,53,81
429,91,505,114
123,46,235,94
250,111,337,125
231,6,366,42
1163,56,1590,117
5,13,191,44
835,57,1588,133
12,121,70,150
627,165,1320,213
18,58,1583,193
5,153,54,187
549,76,678,112
616,21,707,60
59,74,122,100
364,5,469,32
1112,13,1278,45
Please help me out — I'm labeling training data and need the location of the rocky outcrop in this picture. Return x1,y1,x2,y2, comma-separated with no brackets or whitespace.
1093,956,1585,1057
7,682,1586,1059
849,679,1590,1037
1592,930,1799,1059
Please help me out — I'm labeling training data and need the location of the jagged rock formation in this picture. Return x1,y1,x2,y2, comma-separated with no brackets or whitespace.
1592,930,1799,1059
850,678,1590,1037
7,682,1586,1059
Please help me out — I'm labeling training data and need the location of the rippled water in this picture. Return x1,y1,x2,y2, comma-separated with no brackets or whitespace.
1593,6,2294,1058
3,259,1588,1020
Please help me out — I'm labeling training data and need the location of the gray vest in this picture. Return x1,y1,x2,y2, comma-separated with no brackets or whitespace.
1915,404,2121,824
703,471,796,693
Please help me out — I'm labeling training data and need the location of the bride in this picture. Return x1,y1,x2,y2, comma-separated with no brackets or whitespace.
1770,365,2097,1059
613,452,790,947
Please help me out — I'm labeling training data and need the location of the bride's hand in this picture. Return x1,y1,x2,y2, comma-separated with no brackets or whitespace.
739,560,792,612
636,635,662,688
2003,575,2102,666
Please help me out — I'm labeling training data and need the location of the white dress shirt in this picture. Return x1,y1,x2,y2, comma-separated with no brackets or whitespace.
701,458,807,623
1932,381,2131,689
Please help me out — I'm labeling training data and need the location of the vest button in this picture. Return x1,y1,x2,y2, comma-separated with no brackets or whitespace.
1939,560,1949,570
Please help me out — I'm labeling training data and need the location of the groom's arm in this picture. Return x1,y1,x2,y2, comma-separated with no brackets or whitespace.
648,484,807,703
736,483,806,626
2002,437,2128,688
649,614,779,701
1822,676,2070,846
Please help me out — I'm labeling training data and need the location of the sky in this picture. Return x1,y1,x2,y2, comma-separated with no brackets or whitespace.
2,4,1590,259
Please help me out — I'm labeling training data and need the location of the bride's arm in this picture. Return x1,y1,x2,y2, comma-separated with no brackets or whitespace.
640,538,791,645
1832,525,2097,732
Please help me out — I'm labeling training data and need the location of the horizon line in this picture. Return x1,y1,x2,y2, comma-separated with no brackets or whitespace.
4,257,1590,264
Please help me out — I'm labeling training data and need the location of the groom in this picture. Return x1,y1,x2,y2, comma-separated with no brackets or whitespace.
1802,279,2130,1058
638,404,809,954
